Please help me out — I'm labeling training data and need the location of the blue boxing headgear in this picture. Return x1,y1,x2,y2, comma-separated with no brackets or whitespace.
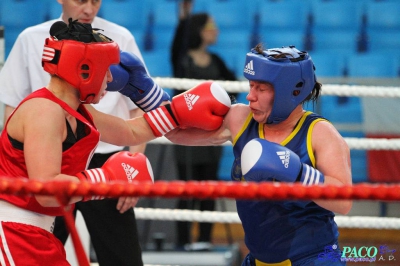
243,46,316,124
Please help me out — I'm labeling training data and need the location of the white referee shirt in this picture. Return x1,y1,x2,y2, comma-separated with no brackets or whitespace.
0,16,145,154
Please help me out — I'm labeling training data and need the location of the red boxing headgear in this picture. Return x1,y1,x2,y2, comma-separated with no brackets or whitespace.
42,36,120,103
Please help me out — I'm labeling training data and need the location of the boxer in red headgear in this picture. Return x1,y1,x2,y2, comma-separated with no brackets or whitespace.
0,19,154,265
42,18,120,103
0,18,231,265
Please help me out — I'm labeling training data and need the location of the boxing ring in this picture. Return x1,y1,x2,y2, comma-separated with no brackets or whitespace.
1,78,400,266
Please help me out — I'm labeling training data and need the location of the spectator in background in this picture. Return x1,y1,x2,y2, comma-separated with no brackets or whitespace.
171,0,193,76
0,0,146,265
170,5,237,251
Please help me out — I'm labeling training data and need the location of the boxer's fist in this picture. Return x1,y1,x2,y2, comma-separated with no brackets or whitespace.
171,81,231,129
76,151,154,201
241,138,324,185
108,51,170,111
143,81,231,136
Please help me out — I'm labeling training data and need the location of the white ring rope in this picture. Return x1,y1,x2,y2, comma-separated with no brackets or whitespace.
134,208,400,230
140,79,400,233
151,78,400,151
154,77,400,98
148,136,400,151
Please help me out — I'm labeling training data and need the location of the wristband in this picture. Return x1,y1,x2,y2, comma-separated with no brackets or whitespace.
299,164,325,185
143,104,179,137
75,169,107,201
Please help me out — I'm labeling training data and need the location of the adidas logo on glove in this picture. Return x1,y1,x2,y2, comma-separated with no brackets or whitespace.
121,162,139,181
184,93,200,110
244,60,255,75
276,151,290,168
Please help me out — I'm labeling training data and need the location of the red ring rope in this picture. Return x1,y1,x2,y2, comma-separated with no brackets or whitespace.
1,178,399,201
1,177,399,266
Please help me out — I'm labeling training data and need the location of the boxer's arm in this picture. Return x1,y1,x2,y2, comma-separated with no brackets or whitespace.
119,108,146,213
128,108,146,154
86,104,157,147
164,103,246,146
312,121,352,214
165,122,232,146
89,81,231,146
13,98,83,207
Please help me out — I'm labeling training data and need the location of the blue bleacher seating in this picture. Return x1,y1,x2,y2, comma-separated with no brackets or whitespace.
206,1,253,31
45,0,62,20
258,1,310,51
311,30,359,54
309,51,346,77
212,29,252,53
191,0,208,13
259,0,310,32
320,96,363,125
208,46,249,79
143,0,178,52
347,53,399,78
310,1,363,54
217,145,233,181
130,29,145,51
366,0,400,31
365,1,400,53
142,49,172,78
367,31,400,53
311,1,363,32
0,0,47,57
261,29,305,50
101,0,150,34
0,0,46,29
152,28,175,51
151,0,178,30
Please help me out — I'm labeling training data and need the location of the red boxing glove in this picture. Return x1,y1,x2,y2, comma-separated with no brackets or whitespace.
144,81,231,136
75,151,154,201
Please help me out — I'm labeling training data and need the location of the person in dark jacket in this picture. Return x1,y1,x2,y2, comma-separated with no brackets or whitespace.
170,10,237,250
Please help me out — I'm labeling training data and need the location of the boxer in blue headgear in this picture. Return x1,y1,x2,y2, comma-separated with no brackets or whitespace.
243,45,319,124
166,43,352,266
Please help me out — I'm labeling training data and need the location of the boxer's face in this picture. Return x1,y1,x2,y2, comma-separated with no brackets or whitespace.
59,0,101,24
92,68,113,104
246,81,274,124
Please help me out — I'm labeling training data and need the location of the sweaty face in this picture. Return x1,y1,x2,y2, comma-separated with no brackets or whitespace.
59,0,101,24
246,81,274,124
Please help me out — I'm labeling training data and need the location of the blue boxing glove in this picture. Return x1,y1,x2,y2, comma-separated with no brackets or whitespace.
241,138,324,185
108,51,170,111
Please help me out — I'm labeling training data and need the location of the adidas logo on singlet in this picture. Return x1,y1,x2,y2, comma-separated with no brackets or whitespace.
121,163,139,181
184,93,200,110
276,150,290,168
244,60,255,75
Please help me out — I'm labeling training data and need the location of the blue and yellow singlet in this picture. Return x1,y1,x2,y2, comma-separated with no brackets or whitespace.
231,111,339,264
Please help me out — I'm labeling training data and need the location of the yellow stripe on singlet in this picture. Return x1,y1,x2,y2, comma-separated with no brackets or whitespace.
232,112,253,146
307,118,326,167
255,258,292,266
281,111,311,146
